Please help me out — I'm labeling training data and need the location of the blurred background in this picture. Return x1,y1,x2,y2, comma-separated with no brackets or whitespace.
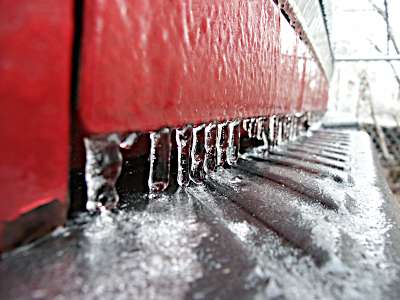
324,0,400,199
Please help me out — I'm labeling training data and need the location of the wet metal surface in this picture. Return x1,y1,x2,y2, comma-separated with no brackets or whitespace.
1,130,400,299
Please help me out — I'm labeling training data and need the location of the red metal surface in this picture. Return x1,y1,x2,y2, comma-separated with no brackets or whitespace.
0,0,72,229
79,0,328,135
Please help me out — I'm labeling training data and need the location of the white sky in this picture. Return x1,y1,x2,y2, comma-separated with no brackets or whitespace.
326,0,400,125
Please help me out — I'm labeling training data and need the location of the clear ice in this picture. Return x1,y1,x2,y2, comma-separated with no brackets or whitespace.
148,128,171,192
262,117,271,150
227,121,240,165
217,122,229,166
248,118,257,138
176,125,193,187
84,133,123,212
190,125,206,184
270,116,278,148
120,132,139,149
256,117,265,141
204,123,217,173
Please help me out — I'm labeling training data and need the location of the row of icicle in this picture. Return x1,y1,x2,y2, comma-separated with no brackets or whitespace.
84,112,320,212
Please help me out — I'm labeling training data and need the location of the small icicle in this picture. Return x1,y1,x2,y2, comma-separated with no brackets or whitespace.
295,113,303,136
274,116,280,147
204,123,217,173
227,120,241,165
288,115,295,141
250,118,258,138
256,117,265,141
262,117,271,151
148,128,171,193
190,124,206,184
282,115,288,143
269,116,276,149
176,125,193,187
120,132,139,149
217,122,229,166
242,119,250,132
288,115,294,141
84,133,122,212
293,115,298,137
278,117,284,145
246,118,253,138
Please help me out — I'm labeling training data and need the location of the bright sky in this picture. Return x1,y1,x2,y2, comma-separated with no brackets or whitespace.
326,0,400,125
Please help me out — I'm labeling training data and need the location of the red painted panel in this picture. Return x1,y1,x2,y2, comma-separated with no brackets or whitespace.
79,0,328,135
0,1,72,224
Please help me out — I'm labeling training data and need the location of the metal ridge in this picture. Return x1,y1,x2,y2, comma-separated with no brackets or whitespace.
279,0,334,79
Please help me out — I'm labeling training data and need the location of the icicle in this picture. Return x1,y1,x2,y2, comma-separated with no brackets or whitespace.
282,115,288,143
242,119,250,133
204,123,217,173
247,119,253,138
278,117,283,145
120,132,139,149
295,113,303,136
250,118,258,138
269,116,276,149
291,115,295,140
217,122,229,166
288,115,292,140
227,121,241,165
288,115,294,141
84,133,122,212
190,124,206,184
176,125,193,187
148,128,171,193
262,117,271,151
274,116,280,147
256,117,265,141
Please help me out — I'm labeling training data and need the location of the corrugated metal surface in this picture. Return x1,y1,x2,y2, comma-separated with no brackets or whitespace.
2,130,400,299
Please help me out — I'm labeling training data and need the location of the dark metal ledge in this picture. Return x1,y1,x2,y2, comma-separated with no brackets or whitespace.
1,129,400,300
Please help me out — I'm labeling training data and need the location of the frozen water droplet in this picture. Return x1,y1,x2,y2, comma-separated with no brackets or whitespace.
227,121,240,165
190,124,206,184
84,133,122,212
204,123,217,173
217,122,229,166
148,128,171,192
278,0,285,9
176,125,193,187
120,132,139,149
